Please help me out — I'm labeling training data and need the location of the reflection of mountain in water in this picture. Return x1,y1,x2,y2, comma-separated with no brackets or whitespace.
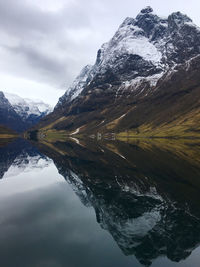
0,138,51,179
36,139,200,266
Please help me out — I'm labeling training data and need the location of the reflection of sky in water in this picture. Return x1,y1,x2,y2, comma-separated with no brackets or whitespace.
1,160,58,195
0,160,138,267
0,142,200,267
3,155,51,179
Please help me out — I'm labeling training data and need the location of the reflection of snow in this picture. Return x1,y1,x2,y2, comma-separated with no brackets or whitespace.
65,170,91,207
70,137,80,145
70,127,80,135
123,211,161,238
3,155,52,179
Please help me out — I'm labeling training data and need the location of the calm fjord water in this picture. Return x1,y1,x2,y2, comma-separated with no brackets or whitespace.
0,138,200,267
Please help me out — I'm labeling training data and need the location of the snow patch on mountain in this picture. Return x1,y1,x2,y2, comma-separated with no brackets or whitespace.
97,23,162,70
124,72,164,88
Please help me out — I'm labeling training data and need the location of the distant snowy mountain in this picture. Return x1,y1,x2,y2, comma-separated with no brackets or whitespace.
0,91,52,132
5,93,52,120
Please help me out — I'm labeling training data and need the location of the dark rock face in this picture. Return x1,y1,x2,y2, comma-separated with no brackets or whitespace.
136,8,160,37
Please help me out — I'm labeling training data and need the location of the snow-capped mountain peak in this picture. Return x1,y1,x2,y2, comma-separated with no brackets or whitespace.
55,7,200,108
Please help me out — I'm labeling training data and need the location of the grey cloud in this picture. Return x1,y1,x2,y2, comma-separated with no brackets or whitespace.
0,0,91,36
4,44,67,82
0,0,199,98
0,0,95,89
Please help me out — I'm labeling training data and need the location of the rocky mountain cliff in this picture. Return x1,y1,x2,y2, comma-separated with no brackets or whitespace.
35,7,200,138
0,91,52,133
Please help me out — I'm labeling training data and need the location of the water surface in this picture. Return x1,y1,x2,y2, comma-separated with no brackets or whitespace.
0,138,200,267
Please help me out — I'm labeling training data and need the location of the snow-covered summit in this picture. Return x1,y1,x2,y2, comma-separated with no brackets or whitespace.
56,7,200,108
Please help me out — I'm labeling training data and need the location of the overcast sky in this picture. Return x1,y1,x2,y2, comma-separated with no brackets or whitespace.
0,0,200,106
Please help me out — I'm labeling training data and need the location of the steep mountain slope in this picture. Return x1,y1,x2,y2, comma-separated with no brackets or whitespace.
35,7,200,138
0,91,52,133
55,65,93,108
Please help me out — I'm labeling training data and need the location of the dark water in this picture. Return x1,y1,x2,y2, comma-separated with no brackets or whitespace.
1,138,200,267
